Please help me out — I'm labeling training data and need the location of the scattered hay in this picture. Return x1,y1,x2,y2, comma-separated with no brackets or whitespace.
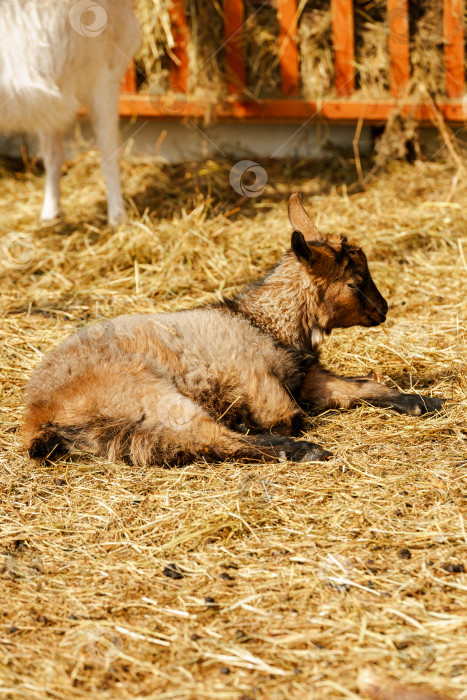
0,152,466,698
373,112,422,168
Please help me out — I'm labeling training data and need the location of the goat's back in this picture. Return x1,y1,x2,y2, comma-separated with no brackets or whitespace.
0,0,140,133
25,308,303,407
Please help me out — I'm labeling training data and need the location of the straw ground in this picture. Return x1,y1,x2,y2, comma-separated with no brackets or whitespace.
0,151,466,699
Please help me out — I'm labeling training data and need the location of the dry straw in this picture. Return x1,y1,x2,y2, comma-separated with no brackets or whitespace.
0,149,466,698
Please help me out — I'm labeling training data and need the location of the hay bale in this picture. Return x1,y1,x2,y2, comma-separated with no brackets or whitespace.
244,0,281,98
134,0,172,92
299,1,334,99
409,0,445,98
186,0,227,111
354,0,390,97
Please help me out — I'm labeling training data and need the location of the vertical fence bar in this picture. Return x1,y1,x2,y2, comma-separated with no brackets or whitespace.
331,0,355,96
277,0,299,95
387,0,410,97
169,0,189,92
444,0,465,98
224,0,246,94
121,64,137,93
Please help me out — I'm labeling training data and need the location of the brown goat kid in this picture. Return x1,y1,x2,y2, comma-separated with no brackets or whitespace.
23,194,445,466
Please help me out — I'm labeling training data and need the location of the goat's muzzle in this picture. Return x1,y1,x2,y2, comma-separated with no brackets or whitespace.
366,313,386,327
364,296,388,327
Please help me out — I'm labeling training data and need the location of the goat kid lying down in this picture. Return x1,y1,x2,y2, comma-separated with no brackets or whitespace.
0,0,141,225
23,194,445,466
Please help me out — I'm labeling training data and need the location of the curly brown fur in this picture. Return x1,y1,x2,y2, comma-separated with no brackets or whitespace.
23,193,445,467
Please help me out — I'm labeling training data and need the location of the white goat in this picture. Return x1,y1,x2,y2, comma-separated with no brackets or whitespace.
0,0,141,225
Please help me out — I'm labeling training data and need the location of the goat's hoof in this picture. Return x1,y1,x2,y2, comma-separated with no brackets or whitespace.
40,211,63,225
255,435,332,462
108,211,126,228
301,449,333,462
290,441,332,462
393,394,446,415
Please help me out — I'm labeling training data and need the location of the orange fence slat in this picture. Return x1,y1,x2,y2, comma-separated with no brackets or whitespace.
121,64,137,93
444,0,465,98
387,0,410,97
277,0,299,96
169,0,189,92
331,0,355,96
224,0,246,94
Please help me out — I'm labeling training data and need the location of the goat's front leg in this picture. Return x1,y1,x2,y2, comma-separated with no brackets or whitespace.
300,363,445,415
89,76,125,226
243,370,308,434
39,131,64,222
229,369,331,461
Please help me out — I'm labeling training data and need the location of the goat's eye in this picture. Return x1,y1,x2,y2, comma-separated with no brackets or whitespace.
347,283,358,289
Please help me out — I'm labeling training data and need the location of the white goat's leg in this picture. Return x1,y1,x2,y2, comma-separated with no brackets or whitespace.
89,78,125,226
39,131,64,222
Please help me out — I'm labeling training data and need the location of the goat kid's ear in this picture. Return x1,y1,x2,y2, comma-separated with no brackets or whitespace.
291,230,315,264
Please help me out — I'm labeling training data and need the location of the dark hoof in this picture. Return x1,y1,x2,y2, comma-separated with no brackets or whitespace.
287,440,332,462
300,448,333,462
391,394,446,416
254,434,332,462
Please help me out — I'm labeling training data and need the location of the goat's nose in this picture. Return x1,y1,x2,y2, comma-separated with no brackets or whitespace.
380,298,389,316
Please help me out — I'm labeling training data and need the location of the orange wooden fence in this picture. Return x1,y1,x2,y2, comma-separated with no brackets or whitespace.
119,0,466,123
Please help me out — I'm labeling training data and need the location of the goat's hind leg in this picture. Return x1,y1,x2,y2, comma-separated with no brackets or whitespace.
130,394,331,465
39,131,64,222
300,363,445,415
25,364,330,465
103,412,331,466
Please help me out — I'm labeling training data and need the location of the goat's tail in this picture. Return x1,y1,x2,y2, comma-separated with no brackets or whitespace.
26,422,73,461
24,414,137,463
23,398,140,463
